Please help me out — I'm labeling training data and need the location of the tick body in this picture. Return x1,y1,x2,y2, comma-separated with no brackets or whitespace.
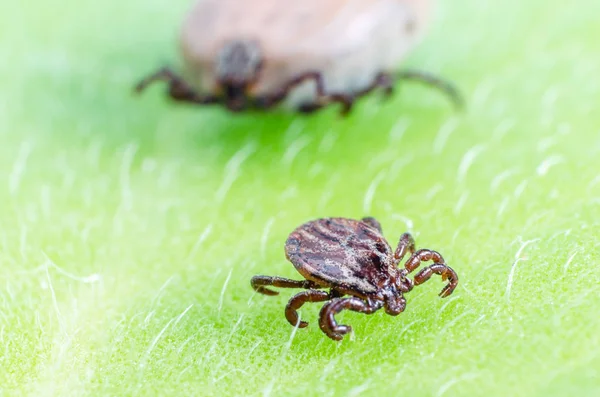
251,217,458,340
135,0,461,114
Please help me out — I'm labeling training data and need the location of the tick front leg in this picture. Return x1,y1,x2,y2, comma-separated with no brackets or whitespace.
319,297,383,341
397,69,464,109
255,71,354,115
250,275,322,296
401,249,458,297
296,102,324,114
134,67,221,105
413,263,459,298
285,290,331,328
355,72,395,98
403,248,445,274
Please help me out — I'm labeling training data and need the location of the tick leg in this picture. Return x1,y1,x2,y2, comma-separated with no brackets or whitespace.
285,290,331,328
401,248,458,297
250,275,322,296
361,217,383,233
254,71,354,115
403,248,445,273
413,263,459,298
297,102,324,114
397,69,464,109
393,232,416,265
355,72,395,97
323,71,395,111
134,67,221,105
319,297,383,341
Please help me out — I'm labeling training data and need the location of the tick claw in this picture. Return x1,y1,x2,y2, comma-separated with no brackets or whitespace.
439,284,455,298
328,326,351,341
333,325,352,336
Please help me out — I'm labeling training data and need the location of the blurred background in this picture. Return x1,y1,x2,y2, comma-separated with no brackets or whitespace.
1,0,600,396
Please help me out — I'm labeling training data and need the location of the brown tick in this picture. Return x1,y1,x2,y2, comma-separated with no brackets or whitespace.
251,217,458,341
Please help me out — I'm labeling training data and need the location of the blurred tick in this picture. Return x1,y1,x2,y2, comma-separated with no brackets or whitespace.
251,217,458,341
135,0,462,114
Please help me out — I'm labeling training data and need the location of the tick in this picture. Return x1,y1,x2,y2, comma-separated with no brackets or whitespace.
135,0,462,115
251,217,458,340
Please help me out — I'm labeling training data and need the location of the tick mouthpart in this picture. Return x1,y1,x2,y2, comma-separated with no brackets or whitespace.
220,77,248,93
220,80,250,111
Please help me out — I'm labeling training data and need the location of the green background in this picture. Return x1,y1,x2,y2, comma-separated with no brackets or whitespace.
2,0,600,395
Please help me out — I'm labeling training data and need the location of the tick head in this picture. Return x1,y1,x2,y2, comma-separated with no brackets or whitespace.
215,39,263,111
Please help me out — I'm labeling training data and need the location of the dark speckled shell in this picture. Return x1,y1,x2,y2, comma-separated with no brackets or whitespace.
285,218,395,296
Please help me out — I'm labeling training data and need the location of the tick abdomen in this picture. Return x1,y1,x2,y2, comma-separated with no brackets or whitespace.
286,218,395,296
180,0,432,107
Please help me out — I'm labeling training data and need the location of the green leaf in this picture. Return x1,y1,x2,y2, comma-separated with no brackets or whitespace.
1,0,599,395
